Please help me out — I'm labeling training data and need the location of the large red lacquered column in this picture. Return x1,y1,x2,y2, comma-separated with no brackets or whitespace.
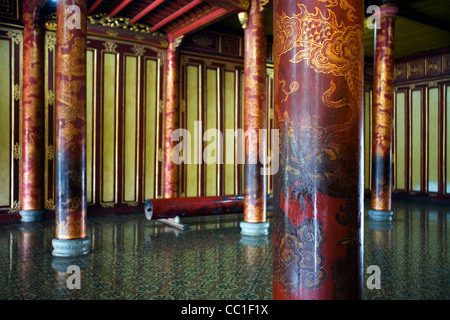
52,0,90,256
240,0,269,236
163,35,180,198
20,1,45,222
369,4,398,222
273,0,364,299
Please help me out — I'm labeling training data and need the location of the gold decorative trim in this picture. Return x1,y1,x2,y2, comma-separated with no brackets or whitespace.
238,12,248,29
47,145,54,160
13,142,20,160
106,30,119,38
158,148,163,162
132,44,145,56
88,13,165,35
103,40,118,52
259,0,269,12
100,202,115,208
174,35,184,49
45,32,56,51
13,84,20,101
45,198,56,210
126,202,139,207
47,90,55,106
7,29,22,45
8,201,20,213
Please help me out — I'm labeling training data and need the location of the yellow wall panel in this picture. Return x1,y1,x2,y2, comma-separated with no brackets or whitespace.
224,71,235,195
205,68,218,196
411,89,422,192
186,65,199,197
428,87,439,193
102,53,117,202
395,92,406,190
86,49,94,203
124,56,138,202
0,39,11,207
144,59,157,200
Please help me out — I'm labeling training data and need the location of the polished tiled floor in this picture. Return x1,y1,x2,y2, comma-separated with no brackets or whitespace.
0,199,448,300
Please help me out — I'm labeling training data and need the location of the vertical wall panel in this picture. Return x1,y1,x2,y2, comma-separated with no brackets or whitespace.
224,70,235,195
205,68,218,196
102,53,117,202
395,92,406,191
124,55,138,202
266,70,274,194
364,90,372,190
0,38,11,207
186,65,200,197
86,49,95,203
144,59,158,200
411,89,422,192
446,85,450,194
427,87,439,193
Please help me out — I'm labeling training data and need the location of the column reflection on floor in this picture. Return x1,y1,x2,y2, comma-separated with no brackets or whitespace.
0,200,448,299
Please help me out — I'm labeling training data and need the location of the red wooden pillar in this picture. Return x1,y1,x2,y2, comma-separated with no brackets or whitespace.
163,35,181,198
369,4,398,222
272,0,364,299
52,0,90,256
20,1,45,222
240,0,269,236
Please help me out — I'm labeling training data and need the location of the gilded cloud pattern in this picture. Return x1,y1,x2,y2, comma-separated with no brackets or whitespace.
273,1,363,298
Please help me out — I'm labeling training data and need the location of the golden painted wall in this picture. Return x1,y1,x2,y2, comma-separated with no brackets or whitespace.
0,27,21,216
44,31,166,210
364,52,450,199
178,54,275,198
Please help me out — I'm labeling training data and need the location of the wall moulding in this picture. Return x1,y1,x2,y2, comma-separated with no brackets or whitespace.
44,13,168,49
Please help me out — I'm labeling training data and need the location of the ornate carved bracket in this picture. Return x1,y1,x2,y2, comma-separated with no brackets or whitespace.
238,12,249,29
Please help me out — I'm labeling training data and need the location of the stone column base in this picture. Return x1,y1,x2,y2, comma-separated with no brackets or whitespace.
240,221,270,236
368,209,394,222
20,209,45,222
52,237,91,257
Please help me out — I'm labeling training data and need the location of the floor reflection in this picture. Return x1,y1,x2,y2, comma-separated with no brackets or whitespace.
0,199,448,300
363,199,449,300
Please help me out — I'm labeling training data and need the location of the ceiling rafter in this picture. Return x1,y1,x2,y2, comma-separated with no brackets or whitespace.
150,0,203,32
108,0,133,18
87,0,103,15
130,0,166,24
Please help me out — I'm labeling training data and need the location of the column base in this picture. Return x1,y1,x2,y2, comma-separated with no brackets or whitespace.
52,237,91,257
240,221,270,236
20,209,45,222
368,209,394,222
240,235,269,247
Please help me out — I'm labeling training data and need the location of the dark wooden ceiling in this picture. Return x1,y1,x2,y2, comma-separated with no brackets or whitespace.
211,0,450,60
41,0,450,59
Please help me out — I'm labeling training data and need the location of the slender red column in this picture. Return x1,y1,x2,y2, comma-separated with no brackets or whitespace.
273,0,364,299
369,4,398,220
163,35,180,198
53,0,90,256
20,1,45,222
243,0,267,224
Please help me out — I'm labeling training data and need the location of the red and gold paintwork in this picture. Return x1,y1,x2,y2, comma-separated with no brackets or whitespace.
54,0,88,239
21,0,45,211
163,35,180,198
272,0,364,299
145,195,244,220
370,5,398,212
243,0,267,224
